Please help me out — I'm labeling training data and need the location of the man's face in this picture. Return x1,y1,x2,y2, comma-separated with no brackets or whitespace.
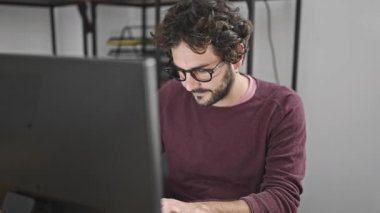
171,42,235,106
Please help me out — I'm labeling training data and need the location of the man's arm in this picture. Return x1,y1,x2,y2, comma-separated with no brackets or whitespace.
161,198,251,213
241,91,306,213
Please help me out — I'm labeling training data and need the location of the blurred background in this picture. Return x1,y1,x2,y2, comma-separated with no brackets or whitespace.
1,0,379,212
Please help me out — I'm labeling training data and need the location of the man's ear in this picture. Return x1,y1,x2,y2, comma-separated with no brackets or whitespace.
232,57,243,71
232,43,245,70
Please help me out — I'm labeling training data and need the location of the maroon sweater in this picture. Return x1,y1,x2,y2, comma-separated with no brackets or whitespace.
159,78,306,213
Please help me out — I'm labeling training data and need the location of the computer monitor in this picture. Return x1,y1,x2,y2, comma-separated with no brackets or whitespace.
0,54,162,213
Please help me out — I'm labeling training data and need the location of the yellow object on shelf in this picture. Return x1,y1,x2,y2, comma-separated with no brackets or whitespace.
107,38,154,46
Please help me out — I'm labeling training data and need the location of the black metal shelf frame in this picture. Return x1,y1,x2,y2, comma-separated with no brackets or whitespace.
0,0,301,90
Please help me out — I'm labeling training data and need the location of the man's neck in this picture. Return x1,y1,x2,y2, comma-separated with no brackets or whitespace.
213,73,250,107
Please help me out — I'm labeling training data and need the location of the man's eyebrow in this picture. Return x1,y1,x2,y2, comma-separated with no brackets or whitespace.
172,62,211,71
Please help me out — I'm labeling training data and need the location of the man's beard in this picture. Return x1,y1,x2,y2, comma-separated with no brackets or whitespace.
191,65,235,106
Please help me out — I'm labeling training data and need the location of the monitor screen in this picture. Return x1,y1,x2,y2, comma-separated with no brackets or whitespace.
0,54,162,213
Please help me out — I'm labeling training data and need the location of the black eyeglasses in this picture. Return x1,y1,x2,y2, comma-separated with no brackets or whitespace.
164,60,225,82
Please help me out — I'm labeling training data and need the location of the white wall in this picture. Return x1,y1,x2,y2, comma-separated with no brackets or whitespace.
1,0,380,212
0,5,52,54
253,0,296,87
55,5,83,56
0,5,83,56
298,0,380,212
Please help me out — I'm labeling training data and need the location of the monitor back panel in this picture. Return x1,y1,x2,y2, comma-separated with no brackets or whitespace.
0,54,162,213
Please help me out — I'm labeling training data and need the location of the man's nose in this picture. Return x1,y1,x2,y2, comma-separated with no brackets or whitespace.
182,73,200,91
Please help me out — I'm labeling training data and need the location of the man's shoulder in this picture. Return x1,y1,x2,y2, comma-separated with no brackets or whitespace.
159,80,184,97
159,79,188,106
160,79,181,90
254,78,303,109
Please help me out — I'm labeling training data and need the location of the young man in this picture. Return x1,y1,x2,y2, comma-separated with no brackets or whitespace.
153,0,306,212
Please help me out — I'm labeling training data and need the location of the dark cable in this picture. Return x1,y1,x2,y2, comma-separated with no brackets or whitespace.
263,0,280,84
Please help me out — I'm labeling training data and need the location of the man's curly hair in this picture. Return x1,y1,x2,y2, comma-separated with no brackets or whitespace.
152,0,253,64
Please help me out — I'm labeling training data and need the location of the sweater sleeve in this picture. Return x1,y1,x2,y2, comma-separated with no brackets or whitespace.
241,92,306,213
